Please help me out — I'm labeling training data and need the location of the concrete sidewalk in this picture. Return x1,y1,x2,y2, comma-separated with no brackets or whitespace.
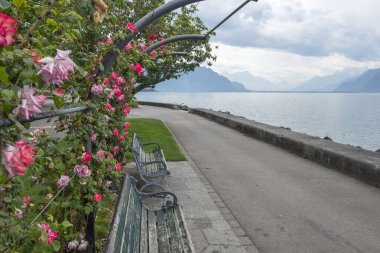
130,105,380,253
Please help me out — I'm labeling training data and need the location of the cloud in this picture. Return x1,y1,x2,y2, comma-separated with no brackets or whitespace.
197,0,380,60
209,43,380,85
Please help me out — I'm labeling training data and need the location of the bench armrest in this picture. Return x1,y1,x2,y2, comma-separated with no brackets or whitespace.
142,142,161,150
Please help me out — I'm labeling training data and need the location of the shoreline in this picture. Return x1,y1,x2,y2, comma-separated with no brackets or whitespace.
139,101,380,187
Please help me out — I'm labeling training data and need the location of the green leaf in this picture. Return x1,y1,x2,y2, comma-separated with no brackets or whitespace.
98,63,104,71
12,0,25,8
61,220,73,228
51,241,60,251
53,95,63,109
0,0,11,9
0,67,9,84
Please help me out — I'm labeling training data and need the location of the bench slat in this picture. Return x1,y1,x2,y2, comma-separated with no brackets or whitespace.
156,210,170,252
174,206,194,253
166,209,182,252
122,184,136,252
140,207,148,253
130,190,142,253
148,210,159,253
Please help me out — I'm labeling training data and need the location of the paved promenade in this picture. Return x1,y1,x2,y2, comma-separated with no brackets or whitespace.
130,105,380,253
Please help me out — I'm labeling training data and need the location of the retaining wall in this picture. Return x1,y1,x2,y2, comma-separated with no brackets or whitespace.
139,101,380,186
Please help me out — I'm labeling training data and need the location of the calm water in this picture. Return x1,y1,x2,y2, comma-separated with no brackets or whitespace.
137,92,380,151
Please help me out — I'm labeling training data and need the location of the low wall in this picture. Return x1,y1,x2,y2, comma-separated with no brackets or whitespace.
139,101,380,186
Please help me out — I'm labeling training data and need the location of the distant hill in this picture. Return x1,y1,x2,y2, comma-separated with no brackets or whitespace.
335,68,380,92
293,70,361,92
225,71,277,91
156,67,248,92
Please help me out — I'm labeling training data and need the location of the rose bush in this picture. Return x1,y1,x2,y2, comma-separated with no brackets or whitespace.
0,0,214,252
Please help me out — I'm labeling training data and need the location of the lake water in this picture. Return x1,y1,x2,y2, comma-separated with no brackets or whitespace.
137,92,380,151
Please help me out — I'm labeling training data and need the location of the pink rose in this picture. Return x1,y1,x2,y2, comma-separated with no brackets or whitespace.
3,140,36,178
117,94,124,102
108,154,114,160
125,22,137,33
56,175,70,189
38,223,58,244
158,37,164,42
150,50,158,57
91,133,97,142
130,78,136,85
135,63,144,76
23,195,31,204
91,84,103,95
129,63,135,70
0,13,18,48
140,43,147,50
37,49,77,85
112,129,119,136
124,121,131,130
115,77,126,86
118,135,125,142
81,152,92,164
105,38,113,44
96,151,105,158
104,77,110,84
74,164,92,178
124,43,131,51
148,34,155,40
15,208,24,219
12,87,46,120
113,146,119,154
114,163,121,172
53,88,65,96
93,193,102,203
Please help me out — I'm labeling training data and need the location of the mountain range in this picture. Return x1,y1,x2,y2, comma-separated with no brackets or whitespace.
154,67,380,93
155,67,248,92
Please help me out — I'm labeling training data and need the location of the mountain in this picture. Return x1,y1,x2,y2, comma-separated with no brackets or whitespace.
335,68,380,92
155,67,248,92
293,70,362,92
225,71,278,91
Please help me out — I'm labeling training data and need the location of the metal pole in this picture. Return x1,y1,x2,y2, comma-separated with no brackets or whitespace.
98,0,205,77
205,0,258,37
145,34,205,53
167,52,189,56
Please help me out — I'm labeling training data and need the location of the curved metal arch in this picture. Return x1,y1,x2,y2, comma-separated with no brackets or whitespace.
98,0,205,76
145,34,206,53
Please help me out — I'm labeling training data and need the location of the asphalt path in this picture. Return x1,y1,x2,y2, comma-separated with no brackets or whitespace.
130,105,380,253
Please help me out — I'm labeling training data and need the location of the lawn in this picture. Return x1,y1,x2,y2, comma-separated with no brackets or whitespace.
127,118,186,161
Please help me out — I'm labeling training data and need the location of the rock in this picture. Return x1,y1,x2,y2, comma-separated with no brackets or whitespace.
324,136,333,141
376,149,380,153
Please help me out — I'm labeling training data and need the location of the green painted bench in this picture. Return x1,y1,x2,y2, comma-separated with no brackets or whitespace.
131,133,170,185
106,175,194,253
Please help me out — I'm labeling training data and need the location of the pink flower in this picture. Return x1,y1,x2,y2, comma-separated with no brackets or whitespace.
124,43,131,51
81,152,92,164
96,151,105,158
91,84,103,95
38,223,58,244
105,102,115,113
140,43,147,50
104,77,110,84
68,240,79,250
125,22,137,33
53,88,64,96
108,154,114,160
3,140,36,178
130,78,136,85
15,208,24,219
123,103,131,115
115,77,126,86
12,87,46,120
93,193,102,202
91,133,97,142
111,72,118,80
124,121,131,130
129,63,135,70
114,163,121,172
56,175,70,189
148,34,155,40
0,13,18,48
160,45,166,50
118,135,125,142
23,195,31,204
105,37,113,44
150,50,158,57
113,146,119,154
78,241,89,251
37,49,77,85
117,94,124,102
135,63,144,76
112,129,119,136
74,164,92,178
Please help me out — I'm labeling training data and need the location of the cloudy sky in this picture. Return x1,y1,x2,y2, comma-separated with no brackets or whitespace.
195,0,380,84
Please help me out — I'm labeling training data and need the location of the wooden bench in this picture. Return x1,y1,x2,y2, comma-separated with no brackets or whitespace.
106,175,194,253
131,133,170,185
